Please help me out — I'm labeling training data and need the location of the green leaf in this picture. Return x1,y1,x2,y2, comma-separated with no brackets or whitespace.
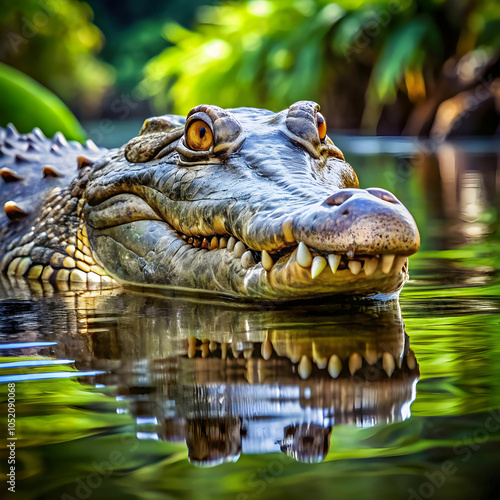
369,15,438,102
0,62,86,141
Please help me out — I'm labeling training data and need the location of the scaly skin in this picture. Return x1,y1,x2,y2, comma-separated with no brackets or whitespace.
0,101,420,300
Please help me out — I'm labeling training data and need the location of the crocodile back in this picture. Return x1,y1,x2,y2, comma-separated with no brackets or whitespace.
0,125,107,232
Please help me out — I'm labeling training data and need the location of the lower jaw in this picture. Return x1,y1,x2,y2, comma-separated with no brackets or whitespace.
242,256,408,301
91,222,409,301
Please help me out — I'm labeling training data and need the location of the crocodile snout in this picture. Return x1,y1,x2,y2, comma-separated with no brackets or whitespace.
293,188,420,256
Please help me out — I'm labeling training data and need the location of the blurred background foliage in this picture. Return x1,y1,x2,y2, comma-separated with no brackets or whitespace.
0,0,113,118
1,0,500,136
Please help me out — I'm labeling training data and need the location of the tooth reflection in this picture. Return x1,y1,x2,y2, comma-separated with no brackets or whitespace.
60,292,419,467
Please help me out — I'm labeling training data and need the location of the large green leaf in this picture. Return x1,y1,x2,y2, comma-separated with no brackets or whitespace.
0,62,86,141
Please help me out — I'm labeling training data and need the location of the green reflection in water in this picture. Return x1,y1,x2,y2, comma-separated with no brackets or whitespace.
2,149,500,499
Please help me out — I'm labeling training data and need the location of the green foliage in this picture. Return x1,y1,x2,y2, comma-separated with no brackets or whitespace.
87,0,218,92
142,0,500,127
0,62,86,140
0,0,114,116
143,0,348,114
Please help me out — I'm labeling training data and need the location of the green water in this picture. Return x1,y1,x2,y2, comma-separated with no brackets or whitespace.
1,140,500,499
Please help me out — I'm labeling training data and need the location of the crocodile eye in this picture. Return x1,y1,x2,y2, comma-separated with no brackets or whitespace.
186,120,213,151
317,113,327,141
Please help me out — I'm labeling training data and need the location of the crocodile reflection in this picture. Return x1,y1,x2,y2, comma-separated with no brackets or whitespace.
0,280,419,466
127,316,418,466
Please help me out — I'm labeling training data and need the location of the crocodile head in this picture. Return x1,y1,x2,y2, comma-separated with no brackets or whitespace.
84,101,420,300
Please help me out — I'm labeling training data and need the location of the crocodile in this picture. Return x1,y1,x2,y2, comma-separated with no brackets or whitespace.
0,101,420,301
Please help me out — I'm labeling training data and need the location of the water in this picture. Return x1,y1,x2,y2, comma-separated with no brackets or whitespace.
1,138,500,500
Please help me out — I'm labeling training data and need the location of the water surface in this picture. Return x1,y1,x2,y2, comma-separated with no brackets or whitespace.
1,138,500,500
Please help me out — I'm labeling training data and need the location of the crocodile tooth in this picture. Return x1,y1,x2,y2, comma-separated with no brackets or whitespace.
209,236,218,250
327,354,342,378
346,249,355,259
311,256,327,279
296,242,312,268
261,250,274,271
312,342,328,369
4,201,28,220
381,254,395,274
282,219,295,243
192,238,201,248
365,348,378,365
187,237,194,245
219,236,228,249
327,254,341,274
261,338,273,360
42,165,63,178
298,355,312,380
220,342,228,360
348,260,362,275
233,241,246,258
201,237,209,249
382,352,395,377
227,237,236,251
363,257,378,276
407,350,417,370
209,341,218,352
187,336,197,358
77,156,94,169
241,250,255,269
200,342,209,358
348,352,363,375
393,255,407,274
0,167,23,182
243,347,254,359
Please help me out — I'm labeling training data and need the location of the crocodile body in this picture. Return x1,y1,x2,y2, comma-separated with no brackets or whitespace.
0,101,420,301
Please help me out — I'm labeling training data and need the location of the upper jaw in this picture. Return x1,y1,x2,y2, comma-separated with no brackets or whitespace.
235,186,420,260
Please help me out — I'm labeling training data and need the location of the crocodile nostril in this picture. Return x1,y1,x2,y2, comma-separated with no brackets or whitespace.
342,209,349,215
325,192,354,206
366,188,398,204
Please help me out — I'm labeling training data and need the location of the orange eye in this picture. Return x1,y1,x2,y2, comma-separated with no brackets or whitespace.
317,113,327,141
186,120,213,151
